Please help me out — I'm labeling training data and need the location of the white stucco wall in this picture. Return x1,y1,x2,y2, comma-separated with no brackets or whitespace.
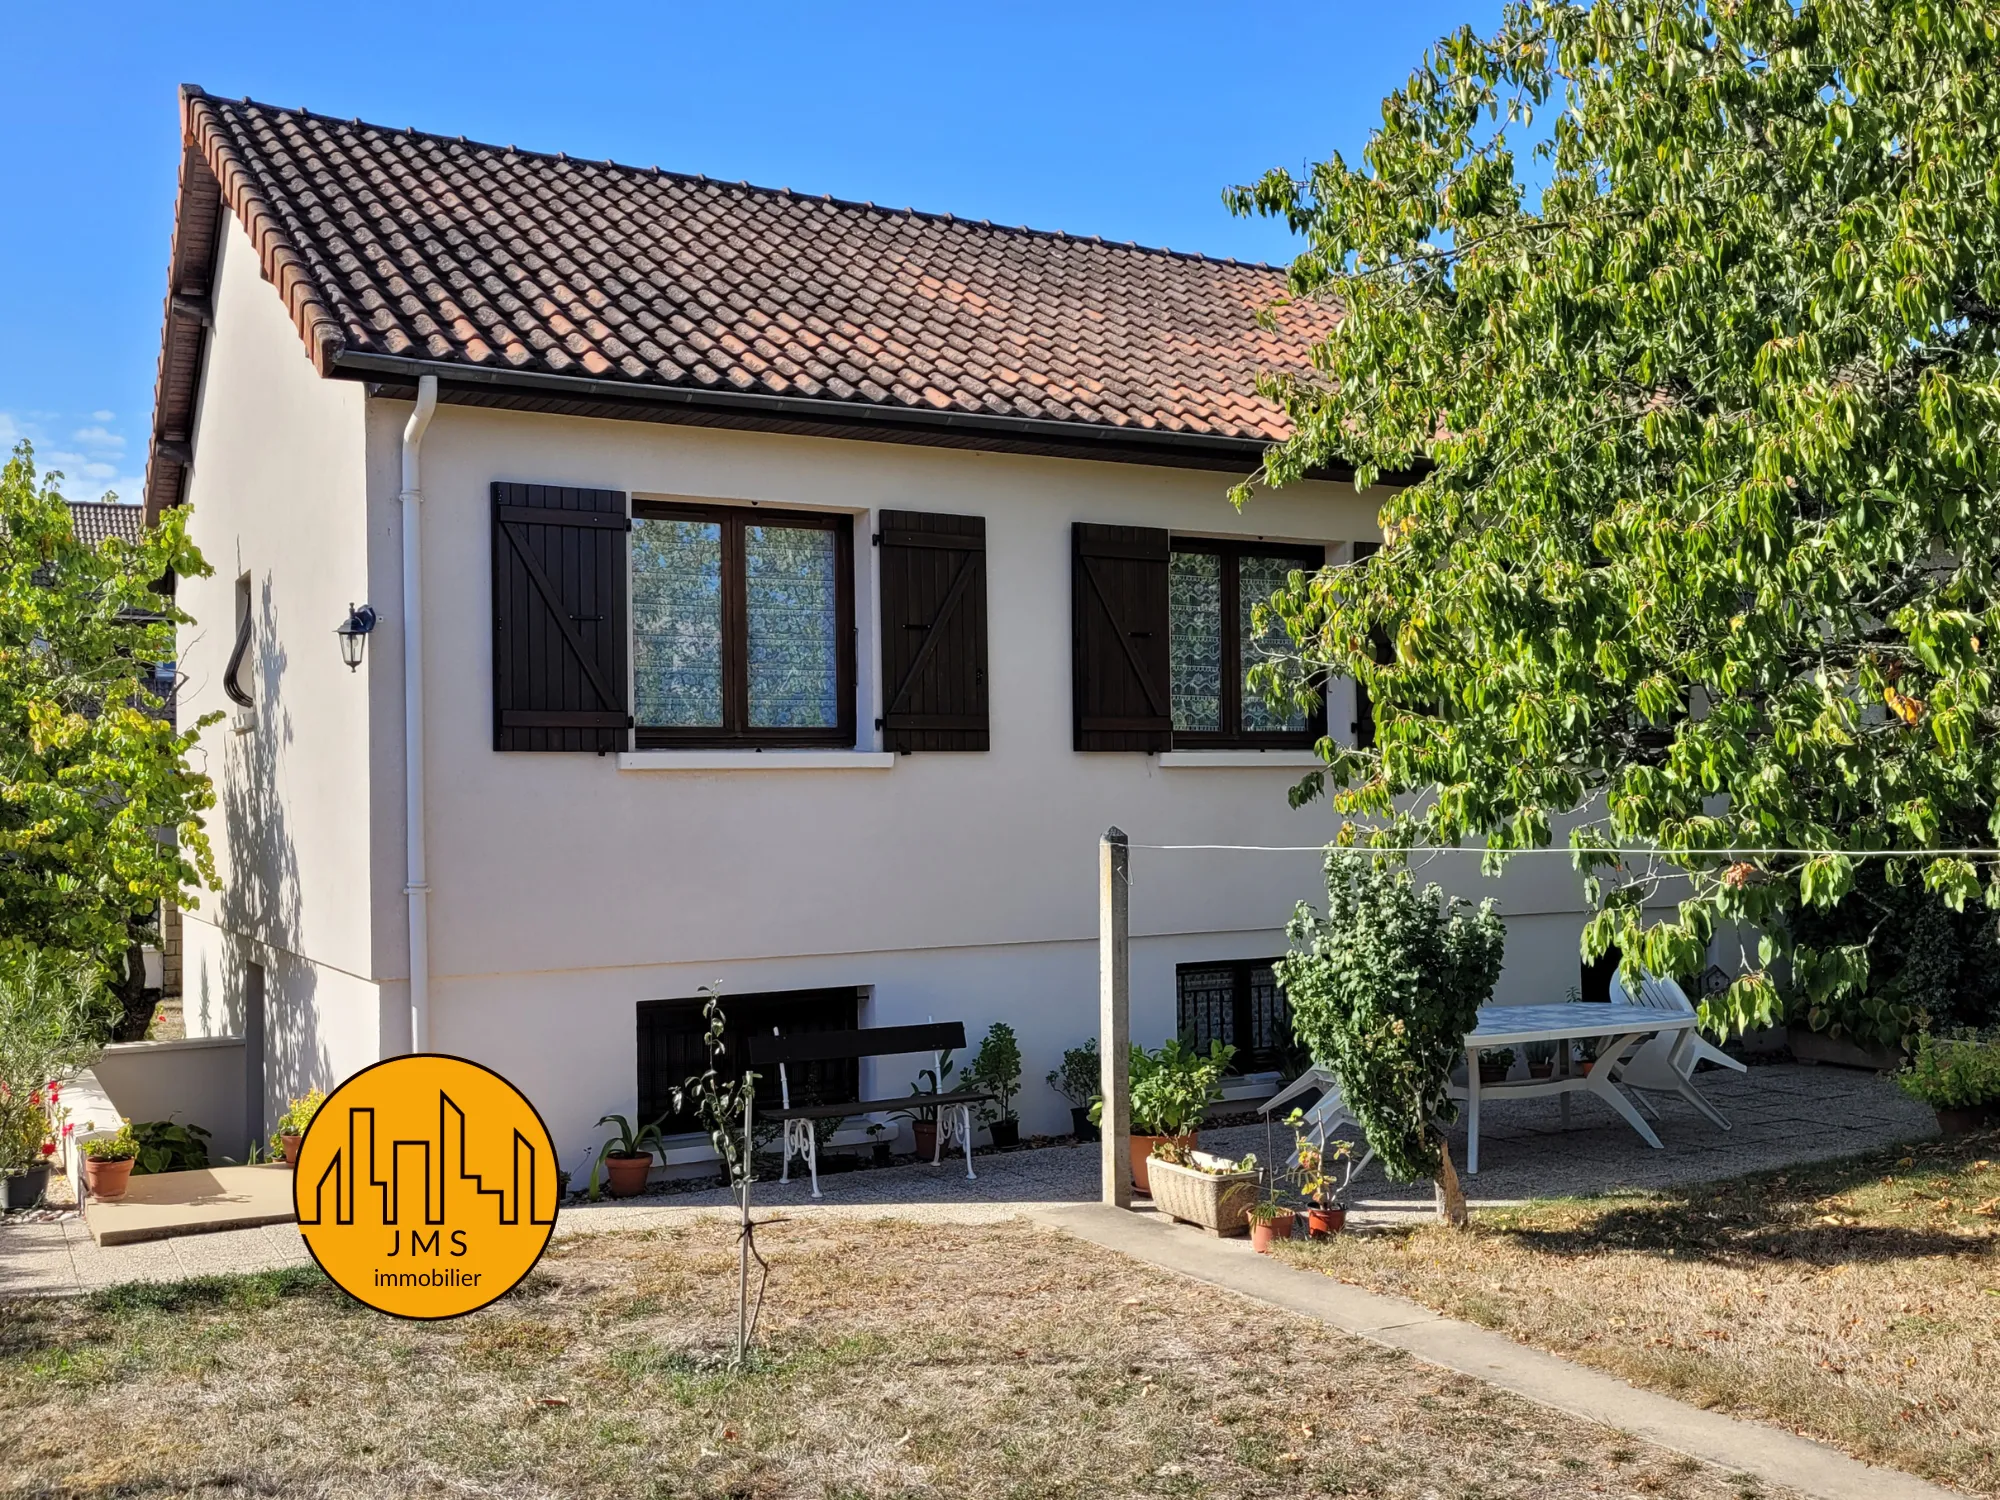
174,213,387,1108
357,400,1605,1152
170,219,1623,1158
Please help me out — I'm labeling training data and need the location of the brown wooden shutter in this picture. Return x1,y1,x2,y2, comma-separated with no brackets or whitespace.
877,511,988,751
1072,523,1171,751
1351,540,1383,749
492,482,631,752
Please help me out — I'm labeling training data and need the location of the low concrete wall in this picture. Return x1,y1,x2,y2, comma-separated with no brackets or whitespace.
88,1036,248,1155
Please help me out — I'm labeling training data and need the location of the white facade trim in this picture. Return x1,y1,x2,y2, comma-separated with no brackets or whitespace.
1153,751,1325,769
614,750,898,772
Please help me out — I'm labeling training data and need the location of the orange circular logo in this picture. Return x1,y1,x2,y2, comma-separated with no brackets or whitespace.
293,1054,559,1319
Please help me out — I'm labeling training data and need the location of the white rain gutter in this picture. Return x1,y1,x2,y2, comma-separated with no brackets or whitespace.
400,375,439,1053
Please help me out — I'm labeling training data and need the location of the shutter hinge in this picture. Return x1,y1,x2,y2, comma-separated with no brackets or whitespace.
874,717,884,730
871,533,880,546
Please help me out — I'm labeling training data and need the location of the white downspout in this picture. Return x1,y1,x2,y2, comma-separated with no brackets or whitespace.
400,375,439,1054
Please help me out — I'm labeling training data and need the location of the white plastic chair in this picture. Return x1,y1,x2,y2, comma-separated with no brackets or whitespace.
1608,971,1747,1130
1259,1067,1375,1174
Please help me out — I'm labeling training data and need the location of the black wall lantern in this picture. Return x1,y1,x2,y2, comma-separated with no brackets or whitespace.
335,603,377,671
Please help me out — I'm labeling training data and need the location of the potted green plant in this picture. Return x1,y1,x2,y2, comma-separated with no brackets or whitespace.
589,1113,667,1198
81,1121,140,1200
0,1085,59,1211
132,1117,213,1175
1047,1040,1100,1140
1524,1040,1557,1079
1245,1196,1296,1254
966,1022,1024,1149
1295,1136,1356,1237
1477,1047,1515,1086
1093,1039,1235,1194
273,1089,325,1167
893,1051,957,1159
1146,1142,1261,1236
1896,1032,2000,1135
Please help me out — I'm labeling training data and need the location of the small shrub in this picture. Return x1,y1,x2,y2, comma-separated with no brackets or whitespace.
965,1021,1023,1123
274,1089,325,1141
1095,1039,1234,1137
131,1117,212,1175
81,1121,139,1162
1046,1039,1099,1107
1895,1032,2000,1109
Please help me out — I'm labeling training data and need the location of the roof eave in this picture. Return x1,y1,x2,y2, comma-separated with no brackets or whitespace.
329,349,1328,477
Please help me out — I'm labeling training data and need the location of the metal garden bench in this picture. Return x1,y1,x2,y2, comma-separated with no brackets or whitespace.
744,1022,992,1198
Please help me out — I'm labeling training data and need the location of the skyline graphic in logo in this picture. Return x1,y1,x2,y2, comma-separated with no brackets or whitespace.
294,1054,558,1319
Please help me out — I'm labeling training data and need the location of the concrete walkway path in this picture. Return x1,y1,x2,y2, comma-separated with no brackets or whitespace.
1030,1202,1958,1500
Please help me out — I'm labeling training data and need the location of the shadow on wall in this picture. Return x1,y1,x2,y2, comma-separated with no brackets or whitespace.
193,573,329,1156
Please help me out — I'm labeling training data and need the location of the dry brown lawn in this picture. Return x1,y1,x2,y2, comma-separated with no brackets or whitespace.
1280,1128,2000,1495
1,1218,1798,1500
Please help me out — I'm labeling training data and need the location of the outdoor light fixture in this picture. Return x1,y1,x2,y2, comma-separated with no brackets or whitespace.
335,603,377,671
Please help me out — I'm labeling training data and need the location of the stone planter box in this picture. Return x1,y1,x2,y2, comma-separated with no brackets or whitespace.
1787,1025,1902,1072
1146,1151,1259,1238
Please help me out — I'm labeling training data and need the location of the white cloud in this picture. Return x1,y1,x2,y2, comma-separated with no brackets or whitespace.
0,409,146,503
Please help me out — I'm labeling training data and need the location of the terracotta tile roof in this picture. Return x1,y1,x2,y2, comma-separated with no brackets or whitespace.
146,87,1333,515
67,501,147,546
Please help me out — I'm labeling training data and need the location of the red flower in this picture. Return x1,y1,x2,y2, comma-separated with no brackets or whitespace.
40,1142,56,1157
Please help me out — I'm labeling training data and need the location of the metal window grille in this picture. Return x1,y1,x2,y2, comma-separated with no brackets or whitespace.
637,987,862,1131
1176,959,1295,1073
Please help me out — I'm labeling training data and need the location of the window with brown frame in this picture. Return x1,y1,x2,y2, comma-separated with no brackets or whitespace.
630,501,855,749
1167,538,1325,748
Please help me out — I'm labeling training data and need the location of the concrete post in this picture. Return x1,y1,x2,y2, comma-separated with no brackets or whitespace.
1099,827,1131,1208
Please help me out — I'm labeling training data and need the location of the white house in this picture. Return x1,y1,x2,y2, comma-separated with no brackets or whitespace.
144,87,1602,1172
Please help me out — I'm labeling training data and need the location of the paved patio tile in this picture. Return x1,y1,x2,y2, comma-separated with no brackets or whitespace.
0,1223,77,1297
0,1064,1938,1293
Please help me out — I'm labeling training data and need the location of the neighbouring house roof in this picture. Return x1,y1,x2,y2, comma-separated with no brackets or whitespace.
67,501,148,546
145,86,1339,519
59,502,176,728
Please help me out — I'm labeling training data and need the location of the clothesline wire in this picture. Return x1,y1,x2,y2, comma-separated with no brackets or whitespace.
1127,843,1998,857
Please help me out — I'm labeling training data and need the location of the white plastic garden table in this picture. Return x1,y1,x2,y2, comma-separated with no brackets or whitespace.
1453,1002,1698,1174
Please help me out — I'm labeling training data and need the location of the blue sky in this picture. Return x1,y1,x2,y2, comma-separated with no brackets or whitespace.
1,2,1503,505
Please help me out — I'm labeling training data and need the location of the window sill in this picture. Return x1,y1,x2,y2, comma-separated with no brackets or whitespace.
616,750,895,772
1154,751,1324,768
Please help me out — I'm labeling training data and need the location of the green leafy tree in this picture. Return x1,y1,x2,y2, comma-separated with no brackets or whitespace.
1277,851,1505,1225
1230,0,2000,1040
0,444,218,1037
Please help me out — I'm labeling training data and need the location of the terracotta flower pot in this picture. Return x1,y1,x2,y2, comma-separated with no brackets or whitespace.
84,1157,135,1201
602,1152,653,1198
1528,1062,1554,1080
281,1134,302,1168
1248,1209,1295,1253
1306,1205,1346,1238
1129,1132,1196,1196
1478,1065,1510,1086
912,1121,938,1159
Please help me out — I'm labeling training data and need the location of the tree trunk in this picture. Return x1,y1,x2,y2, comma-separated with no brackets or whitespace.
109,940,153,1043
1433,1137,1469,1227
